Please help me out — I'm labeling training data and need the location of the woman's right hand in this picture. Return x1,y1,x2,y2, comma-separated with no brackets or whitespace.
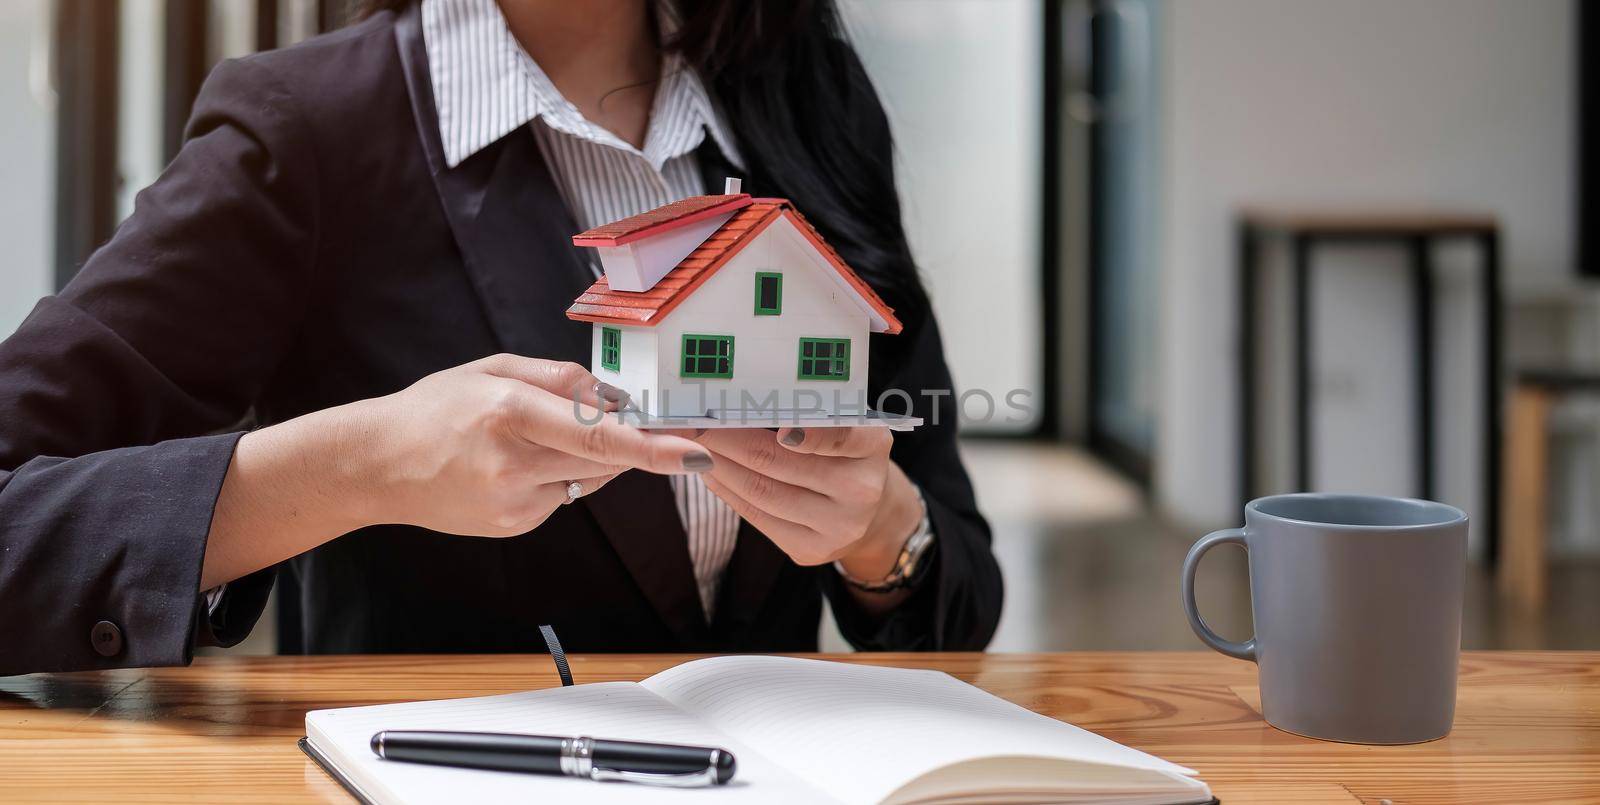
347,353,711,537
204,354,709,590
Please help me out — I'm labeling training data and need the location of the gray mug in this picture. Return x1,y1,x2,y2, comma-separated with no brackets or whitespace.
1182,493,1467,744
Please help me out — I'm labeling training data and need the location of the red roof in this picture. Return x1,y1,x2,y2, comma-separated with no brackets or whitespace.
566,198,902,334
571,194,753,247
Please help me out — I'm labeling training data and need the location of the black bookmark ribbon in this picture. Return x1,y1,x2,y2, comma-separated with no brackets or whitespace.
538,624,574,686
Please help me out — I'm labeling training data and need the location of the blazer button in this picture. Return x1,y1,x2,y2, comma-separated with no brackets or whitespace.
90,620,124,658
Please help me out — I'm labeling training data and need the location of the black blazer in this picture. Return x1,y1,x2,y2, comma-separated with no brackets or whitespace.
0,6,1000,675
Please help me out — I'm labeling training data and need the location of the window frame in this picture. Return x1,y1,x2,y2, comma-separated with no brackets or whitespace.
754,272,783,316
680,333,735,379
797,337,851,381
600,326,621,371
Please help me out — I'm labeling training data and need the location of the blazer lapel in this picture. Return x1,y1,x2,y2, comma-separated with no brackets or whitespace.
396,6,707,645
395,5,591,363
439,132,595,362
581,471,710,645
711,520,789,644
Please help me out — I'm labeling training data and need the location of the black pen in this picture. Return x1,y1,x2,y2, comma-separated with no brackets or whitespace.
370,730,736,787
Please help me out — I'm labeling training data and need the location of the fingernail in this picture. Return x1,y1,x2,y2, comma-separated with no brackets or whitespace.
594,382,630,406
781,428,806,447
681,451,714,472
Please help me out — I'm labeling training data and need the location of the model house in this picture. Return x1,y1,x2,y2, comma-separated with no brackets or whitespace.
565,179,908,424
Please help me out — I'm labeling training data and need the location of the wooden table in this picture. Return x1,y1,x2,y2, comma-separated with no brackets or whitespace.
1,652,1596,804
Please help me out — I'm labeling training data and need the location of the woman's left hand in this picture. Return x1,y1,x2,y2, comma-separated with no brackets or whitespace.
689,427,924,588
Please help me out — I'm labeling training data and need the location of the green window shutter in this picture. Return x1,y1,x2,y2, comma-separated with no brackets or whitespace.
797,337,851,381
754,272,782,315
680,333,735,378
600,326,621,371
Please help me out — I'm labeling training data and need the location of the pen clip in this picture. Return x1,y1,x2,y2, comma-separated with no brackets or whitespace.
589,765,721,788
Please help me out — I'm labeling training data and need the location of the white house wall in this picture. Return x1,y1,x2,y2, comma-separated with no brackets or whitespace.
650,215,871,418
590,324,658,413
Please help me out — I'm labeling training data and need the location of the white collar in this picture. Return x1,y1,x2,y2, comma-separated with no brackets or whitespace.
420,0,744,171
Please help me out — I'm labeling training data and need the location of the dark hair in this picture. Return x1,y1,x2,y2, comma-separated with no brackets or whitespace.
360,0,928,370
667,1,927,331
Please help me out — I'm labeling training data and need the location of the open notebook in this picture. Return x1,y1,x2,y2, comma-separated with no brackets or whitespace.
303,656,1214,805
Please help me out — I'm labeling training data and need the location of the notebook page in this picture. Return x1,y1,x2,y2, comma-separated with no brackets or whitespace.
306,681,830,804
642,657,1198,805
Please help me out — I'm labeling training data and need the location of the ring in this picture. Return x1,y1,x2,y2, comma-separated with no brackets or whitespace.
563,481,584,504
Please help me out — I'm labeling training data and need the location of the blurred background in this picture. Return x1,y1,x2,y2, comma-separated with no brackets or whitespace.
2,0,1595,652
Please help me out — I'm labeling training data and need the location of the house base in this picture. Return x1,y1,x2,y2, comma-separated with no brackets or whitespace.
611,408,923,432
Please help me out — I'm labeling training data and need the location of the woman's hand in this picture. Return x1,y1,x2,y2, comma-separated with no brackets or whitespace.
357,354,712,536
202,354,711,590
689,426,924,612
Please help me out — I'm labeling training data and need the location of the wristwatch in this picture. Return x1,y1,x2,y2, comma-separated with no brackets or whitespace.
833,486,936,593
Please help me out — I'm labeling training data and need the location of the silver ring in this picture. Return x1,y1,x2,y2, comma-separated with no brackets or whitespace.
564,480,584,504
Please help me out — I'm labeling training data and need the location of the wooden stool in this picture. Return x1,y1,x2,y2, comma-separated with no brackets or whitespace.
1500,369,1600,611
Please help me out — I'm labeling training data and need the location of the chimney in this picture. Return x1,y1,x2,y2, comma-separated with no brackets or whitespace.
724,177,742,195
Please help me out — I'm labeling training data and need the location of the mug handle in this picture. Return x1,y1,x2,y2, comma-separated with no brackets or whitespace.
1181,528,1257,662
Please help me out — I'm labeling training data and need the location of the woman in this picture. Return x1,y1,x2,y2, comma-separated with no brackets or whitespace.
0,0,1000,674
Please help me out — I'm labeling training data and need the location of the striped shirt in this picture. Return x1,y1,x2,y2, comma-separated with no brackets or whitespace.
422,0,743,619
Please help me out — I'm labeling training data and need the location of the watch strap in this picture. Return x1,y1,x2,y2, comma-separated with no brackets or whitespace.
834,485,935,593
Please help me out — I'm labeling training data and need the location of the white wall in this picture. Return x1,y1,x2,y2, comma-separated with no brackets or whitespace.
0,0,53,336
841,0,1042,432
591,324,658,411
1158,0,1575,538
119,0,166,221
